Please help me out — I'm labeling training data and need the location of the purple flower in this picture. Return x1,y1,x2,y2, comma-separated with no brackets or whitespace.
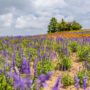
19,57,30,74
82,75,87,90
8,72,32,89
37,72,52,88
0,70,2,74
56,37,63,43
74,76,79,89
46,71,52,78
52,76,61,90
64,48,69,56
8,72,24,89
23,77,32,88
38,74,48,83
38,72,52,82
2,50,8,57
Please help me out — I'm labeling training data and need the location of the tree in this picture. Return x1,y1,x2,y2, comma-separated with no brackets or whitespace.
48,17,58,33
71,21,82,30
47,18,82,33
57,19,68,32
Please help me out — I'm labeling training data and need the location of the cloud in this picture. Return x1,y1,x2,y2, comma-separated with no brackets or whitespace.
65,16,74,22
32,0,67,10
64,0,90,17
15,14,46,29
0,13,13,27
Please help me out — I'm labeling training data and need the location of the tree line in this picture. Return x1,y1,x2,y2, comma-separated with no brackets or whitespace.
48,17,82,33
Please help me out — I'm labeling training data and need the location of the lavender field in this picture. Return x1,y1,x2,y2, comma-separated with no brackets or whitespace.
0,35,90,90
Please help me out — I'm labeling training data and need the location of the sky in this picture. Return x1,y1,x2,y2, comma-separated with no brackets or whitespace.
0,0,90,36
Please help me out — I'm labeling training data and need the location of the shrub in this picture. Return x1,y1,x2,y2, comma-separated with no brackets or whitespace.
77,70,86,86
68,41,78,52
77,45,90,61
57,56,72,71
56,46,65,58
77,69,90,87
76,69,90,87
61,73,73,87
36,58,54,76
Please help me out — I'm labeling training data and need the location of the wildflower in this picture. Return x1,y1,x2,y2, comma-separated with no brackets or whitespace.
52,76,61,90
0,70,2,74
8,72,32,90
37,72,52,88
19,57,30,74
8,72,24,89
82,75,87,90
74,76,79,90
23,77,32,88
56,37,63,43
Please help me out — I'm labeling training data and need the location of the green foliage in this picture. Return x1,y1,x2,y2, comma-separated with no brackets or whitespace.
68,41,78,52
47,18,82,33
61,73,73,87
71,21,82,30
0,74,12,90
77,45,90,61
55,46,65,58
25,47,37,61
48,17,58,33
36,58,54,75
86,71,90,81
76,69,90,87
15,51,22,67
0,40,3,50
57,20,82,32
0,58,5,70
57,56,72,71
77,70,86,86
57,19,68,31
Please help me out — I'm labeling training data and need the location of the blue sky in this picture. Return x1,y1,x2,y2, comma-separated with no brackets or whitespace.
0,0,90,36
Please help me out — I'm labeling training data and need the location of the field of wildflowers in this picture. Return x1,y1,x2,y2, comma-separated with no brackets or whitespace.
0,31,90,90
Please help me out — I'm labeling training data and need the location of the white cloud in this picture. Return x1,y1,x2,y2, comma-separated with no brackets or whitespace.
15,16,29,29
65,16,74,22
32,0,67,10
15,15,46,29
66,0,90,15
0,13,13,27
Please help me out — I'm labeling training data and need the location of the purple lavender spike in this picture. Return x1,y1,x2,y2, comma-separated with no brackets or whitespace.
19,57,30,74
74,76,79,90
38,74,48,83
52,76,61,90
37,72,52,88
23,77,32,88
8,72,22,89
0,70,3,74
82,75,87,90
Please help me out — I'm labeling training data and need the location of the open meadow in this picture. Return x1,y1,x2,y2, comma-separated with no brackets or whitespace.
0,31,90,90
